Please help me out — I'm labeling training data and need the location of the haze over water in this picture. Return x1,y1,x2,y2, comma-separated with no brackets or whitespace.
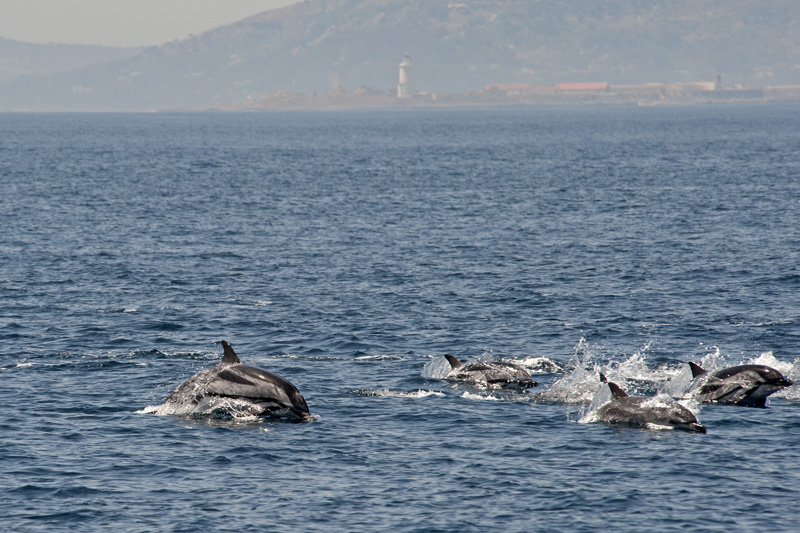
2,106,799,531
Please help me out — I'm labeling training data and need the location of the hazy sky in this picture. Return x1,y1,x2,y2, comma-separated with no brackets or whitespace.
0,0,301,47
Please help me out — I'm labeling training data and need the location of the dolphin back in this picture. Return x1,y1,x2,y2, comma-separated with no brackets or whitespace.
207,364,310,416
713,365,788,384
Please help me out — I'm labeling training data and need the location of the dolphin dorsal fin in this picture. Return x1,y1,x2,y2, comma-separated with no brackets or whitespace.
688,362,707,378
599,373,608,383
607,382,629,399
444,354,463,369
220,340,241,365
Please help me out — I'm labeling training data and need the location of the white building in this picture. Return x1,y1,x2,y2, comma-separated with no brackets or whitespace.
397,54,413,98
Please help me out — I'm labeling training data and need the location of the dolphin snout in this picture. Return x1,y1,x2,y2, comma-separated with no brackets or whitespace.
689,423,707,434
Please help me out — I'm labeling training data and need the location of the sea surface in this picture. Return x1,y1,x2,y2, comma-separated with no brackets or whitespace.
2,105,799,532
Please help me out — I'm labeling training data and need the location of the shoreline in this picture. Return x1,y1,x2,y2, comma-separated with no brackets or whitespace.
190,85,800,112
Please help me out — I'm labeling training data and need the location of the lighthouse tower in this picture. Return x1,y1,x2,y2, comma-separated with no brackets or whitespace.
397,54,413,98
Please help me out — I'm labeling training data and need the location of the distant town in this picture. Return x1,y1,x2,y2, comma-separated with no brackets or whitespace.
192,55,800,111
195,79,800,112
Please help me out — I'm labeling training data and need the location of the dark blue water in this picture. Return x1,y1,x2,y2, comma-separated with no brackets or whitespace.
2,106,799,532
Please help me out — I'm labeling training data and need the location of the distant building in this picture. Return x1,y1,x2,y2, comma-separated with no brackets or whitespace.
397,54,413,98
665,81,716,92
554,82,609,92
483,82,610,95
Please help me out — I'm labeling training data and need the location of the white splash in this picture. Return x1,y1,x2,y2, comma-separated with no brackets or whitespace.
515,356,566,374
578,383,613,423
751,351,793,374
540,339,604,404
138,404,166,415
460,391,501,401
420,355,453,379
643,423,677,432
354,354,404,361
663,364,696,398
140,396,276,422
352,389,445,399
543,338,686,404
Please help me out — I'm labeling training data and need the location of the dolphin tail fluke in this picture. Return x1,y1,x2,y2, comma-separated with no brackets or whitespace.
607,382,629,399
444,354,463,369
688,362,707,379
221,340,242,365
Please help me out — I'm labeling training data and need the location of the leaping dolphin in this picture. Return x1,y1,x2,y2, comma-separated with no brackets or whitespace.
687,362,793,407
594,374,706,433
161,340,311,420
443,354,538,389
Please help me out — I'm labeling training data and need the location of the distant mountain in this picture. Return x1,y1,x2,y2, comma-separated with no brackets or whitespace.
0,37,140,84
2,0,799,111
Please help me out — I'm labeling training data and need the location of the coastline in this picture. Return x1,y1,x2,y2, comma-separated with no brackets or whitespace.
190,84,800,112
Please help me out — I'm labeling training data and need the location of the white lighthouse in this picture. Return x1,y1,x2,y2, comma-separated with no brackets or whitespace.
397,54,413,98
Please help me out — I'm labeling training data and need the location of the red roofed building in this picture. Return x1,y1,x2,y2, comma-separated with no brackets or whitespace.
555,82,609,91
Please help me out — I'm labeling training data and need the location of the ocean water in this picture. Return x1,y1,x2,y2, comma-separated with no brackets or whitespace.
2,106,799,532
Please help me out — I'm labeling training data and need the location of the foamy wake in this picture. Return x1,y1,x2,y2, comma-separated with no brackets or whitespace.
138,397,263,421
354,354,404,361
460,391,502,401
643,423,679,432
350,389,445,399
139,399,320,423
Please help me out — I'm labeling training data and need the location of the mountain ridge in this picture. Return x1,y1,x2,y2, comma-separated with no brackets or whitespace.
1,0,798,111
0,36,141,84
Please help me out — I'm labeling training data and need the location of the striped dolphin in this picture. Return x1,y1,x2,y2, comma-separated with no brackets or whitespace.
595,374,706,433
687,362,792,407
443,354,538,389
161,340,311,420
